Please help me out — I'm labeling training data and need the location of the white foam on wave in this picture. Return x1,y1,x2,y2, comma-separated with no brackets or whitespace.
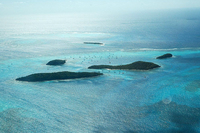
130,47,200,51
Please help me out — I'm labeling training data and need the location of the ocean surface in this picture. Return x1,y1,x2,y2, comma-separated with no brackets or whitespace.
0,9,200,133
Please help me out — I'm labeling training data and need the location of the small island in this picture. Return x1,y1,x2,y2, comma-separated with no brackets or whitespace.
156,53,173,59
84,42,104,46
16,71,103,82
46,59,66,66
88,61,160,70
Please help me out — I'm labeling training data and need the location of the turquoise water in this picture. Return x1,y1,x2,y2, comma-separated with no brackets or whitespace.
0,9,200,132
0,48,200,132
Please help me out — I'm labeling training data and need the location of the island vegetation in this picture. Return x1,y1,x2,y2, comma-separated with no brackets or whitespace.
16,71,103,82
156,53,173,59
46,59,66,65
88,61,160,70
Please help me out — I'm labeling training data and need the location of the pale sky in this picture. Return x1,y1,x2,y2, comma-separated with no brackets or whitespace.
0,0,200,15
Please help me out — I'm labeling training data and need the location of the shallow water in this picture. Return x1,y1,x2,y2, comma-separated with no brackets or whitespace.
0,48,200,132
0,9,200,133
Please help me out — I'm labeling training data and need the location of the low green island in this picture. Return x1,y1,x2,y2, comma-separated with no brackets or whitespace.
156,53,173,59
16,71,103,82
88,61,160,70
46,59,66,66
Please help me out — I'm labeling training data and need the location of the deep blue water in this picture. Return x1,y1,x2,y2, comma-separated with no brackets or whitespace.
0,9,200,132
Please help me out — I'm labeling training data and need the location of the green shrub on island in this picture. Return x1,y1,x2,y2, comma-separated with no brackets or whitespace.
88,61,160,70
16,71,103,82
156,53,173,59
46,59,66,65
